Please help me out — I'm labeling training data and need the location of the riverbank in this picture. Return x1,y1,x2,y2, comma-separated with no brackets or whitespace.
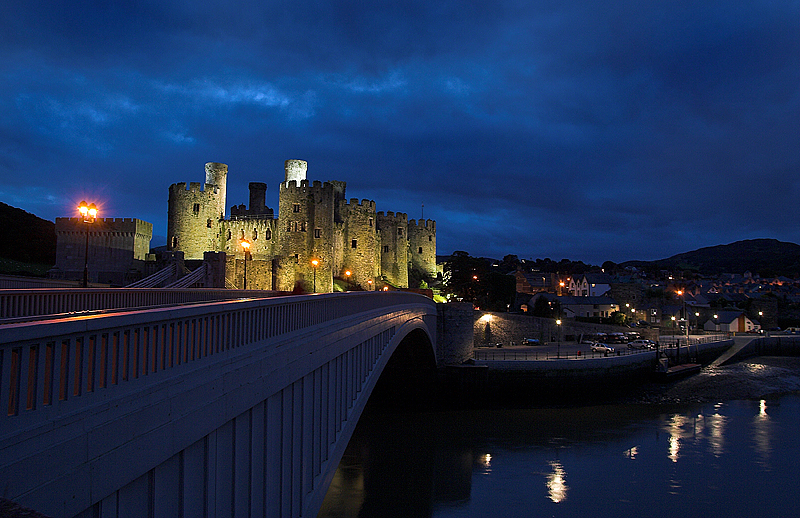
621,356,800,405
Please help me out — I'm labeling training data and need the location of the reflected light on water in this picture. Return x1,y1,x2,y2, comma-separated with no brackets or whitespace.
708,412,727,457
623,446,639,459
667,414,686,462
546,461,568,503
753,399,772,465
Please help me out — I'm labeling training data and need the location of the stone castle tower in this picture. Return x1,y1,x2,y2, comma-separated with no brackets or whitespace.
167,162,227,260
167,159,436,292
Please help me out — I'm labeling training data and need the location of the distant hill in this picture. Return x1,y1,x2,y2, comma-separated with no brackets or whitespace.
619,239,800,277
0,202,56,266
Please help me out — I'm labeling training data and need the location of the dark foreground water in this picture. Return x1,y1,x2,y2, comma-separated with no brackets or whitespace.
318,392,800,518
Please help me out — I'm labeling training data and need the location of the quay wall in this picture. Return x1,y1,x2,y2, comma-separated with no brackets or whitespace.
461,339,733,402
723,336,800,365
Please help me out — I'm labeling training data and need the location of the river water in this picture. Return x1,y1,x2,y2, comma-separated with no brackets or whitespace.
318,362,800,518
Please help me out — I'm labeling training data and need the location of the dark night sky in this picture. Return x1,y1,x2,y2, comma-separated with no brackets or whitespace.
1,1,798,264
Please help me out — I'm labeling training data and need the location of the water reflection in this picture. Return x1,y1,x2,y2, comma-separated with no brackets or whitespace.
546,460,568,503
318,396,800,518
752,399,772,467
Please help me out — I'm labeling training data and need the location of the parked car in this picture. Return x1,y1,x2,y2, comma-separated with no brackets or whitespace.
627,339,655,350
590,342,615,353
524,338,541,346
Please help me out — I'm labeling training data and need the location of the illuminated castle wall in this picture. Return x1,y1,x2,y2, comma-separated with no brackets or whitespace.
167,160,436,292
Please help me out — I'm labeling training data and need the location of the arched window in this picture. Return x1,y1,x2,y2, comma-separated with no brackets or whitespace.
171,236,178,248
265,228,272,240
226,230,231,241
253,228,258,240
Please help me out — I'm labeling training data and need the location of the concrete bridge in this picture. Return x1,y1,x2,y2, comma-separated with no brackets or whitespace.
0,290,456,518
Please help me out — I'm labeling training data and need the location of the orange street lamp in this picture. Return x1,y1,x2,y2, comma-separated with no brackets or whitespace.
240,238,251,289
78,201,98,288
311,258,320,292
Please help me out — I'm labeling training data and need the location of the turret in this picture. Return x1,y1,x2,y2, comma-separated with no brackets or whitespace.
285,160,307,186
204,162,228,219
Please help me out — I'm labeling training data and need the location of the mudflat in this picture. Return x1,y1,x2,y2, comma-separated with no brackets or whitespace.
626,356,800,404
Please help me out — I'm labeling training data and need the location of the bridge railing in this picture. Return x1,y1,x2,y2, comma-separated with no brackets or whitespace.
0,288,281,320
0,291,434,431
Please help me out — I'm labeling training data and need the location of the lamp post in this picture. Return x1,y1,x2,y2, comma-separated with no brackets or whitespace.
311,258,319,292
344,270,352,291
240,238,251,289
556,319,562,359
78,201,98,288
676,289,687,342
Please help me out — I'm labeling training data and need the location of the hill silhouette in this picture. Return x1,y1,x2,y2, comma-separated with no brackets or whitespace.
619,239,800,277
0,202,56,266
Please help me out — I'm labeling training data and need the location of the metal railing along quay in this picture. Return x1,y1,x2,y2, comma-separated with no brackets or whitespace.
473,347,653,361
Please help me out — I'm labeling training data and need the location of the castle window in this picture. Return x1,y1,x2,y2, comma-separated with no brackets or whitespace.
418,247,423,254
383,245,389,253
171,236,178,248
351,239,357,249
428,235,432,241
293,203,300,213
193,203,200,214
294,254,299,263
369,217,373,227
252,228,258,240
314,228,321,239
292,221,298,232
397,227,403,237
300,221,307,232
265,228,272,240
226,230,231,240
207,219,212,228
287,221,292,232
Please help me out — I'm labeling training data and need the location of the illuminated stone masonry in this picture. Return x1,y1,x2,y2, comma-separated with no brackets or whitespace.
167,160,436,292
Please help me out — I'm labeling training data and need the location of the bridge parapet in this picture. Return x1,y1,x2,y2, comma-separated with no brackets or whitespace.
0,291,437,518
0,287,279,320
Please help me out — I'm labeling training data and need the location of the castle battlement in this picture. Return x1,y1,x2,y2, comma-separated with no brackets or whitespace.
408,219,436,231
345,198,376,209
280,179,339,195
56,217,153,233
169,182,219,195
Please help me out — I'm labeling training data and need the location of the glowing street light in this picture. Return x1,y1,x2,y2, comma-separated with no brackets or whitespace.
78,201,98,288
311,258,320,292
240,238,251,289
556,319,562,358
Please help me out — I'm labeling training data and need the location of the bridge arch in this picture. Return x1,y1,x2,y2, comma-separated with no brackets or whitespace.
0,291,437,518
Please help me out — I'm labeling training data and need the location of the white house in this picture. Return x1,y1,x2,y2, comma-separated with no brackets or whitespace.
569,273,613,297
703,311,755,333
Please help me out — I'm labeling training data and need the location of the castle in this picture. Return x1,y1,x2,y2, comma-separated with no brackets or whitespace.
167,160,436,292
